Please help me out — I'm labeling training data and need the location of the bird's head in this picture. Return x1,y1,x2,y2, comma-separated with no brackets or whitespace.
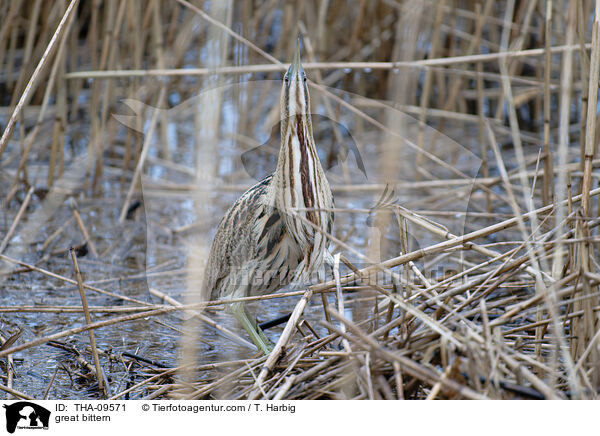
281,39,310,122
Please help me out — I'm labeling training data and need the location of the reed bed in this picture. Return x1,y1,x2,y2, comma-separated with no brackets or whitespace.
1,0,600,400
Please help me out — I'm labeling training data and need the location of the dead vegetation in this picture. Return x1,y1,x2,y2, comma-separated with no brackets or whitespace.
1,0,600,400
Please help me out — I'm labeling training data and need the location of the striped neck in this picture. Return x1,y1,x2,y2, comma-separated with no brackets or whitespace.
270,42,332,252
273,111,322,224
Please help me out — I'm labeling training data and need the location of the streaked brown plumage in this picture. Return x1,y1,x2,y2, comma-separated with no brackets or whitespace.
202,41,333,353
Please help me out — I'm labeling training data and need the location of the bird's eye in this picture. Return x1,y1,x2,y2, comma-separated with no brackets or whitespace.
284,76,289,83
303,76,307,82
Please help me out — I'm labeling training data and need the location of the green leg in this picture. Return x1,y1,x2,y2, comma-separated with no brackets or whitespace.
230,302,274,354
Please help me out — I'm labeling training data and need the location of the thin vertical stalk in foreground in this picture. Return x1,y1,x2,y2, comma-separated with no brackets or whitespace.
543,0,554,207
553,1,576,280
497,0,544,272
573,0,600,387
70,248,105,395
581,0,600,216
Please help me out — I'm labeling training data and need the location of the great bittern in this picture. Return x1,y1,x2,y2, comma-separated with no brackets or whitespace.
202,41,334,354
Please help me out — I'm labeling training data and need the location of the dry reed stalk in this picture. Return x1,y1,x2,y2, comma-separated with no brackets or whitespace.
67,198,99,258
70,248,105,394
581,0,600,216
175,0,279,65
47,3,68,190
249,288,314,398
493,0,537,120
118,86,165,223
427,0,492,154
0,0,79,158
474,2,491,216
0,331,19,400
5,4,79,202
0,305,162,314
552,1,576,280
573,1,600,376
498,3,545,261
9,0,43,108
0,186,33,254
39,216,75,251
61,41,594,80
0,1,22,70
0,303,194,359
577,1,591,202
333,253,351,353
416,0,445,164
0,253,150,305
42,366,61,400
0,385,34,401
148,287,254,350
151,0,170,160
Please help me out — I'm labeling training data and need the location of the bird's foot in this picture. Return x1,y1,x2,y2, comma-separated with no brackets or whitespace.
255,334,274,355
248,323,274,355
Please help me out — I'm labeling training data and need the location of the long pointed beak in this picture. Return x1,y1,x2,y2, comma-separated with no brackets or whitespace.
288,39,304,78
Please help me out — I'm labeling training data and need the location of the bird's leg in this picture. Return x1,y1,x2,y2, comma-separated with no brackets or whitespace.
230,302,274,354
